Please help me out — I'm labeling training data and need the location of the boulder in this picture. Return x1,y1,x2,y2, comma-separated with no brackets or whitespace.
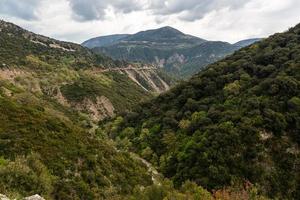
24,195,45,200
0,194,10,200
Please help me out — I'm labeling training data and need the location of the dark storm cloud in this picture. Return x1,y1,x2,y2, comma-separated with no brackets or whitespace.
67,0,145,21
0,0,41,20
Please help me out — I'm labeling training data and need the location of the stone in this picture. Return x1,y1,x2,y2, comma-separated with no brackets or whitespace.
0,194,10,200
24,195,45,200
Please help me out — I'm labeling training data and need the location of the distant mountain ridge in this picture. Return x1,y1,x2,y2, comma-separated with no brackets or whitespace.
82,34,130,48
83,26,259,78
121,26,206,48
234,38,262,47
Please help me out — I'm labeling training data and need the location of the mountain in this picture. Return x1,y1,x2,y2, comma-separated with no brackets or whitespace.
234,38,262,47
0,19,161,199
84,27,252,78
121,26,206,47
103,23,300,199
82,26,206,49
82,34,130,48
0,20,172,122
0,19,255,200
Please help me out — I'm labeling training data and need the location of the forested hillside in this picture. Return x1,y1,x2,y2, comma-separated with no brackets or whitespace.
0,19,236,200
103,23,300,199
0,19,156,199
0,20,171,123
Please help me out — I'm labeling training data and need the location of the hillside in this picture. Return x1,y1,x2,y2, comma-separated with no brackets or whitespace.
121,26,206,48
0,91,153,199
0,20,158,199
103,23,300,199
0,20,172,123
0,19,262,200
84,27,258,78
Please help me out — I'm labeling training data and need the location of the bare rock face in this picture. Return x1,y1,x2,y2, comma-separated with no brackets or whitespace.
74,96,115,121
123,68,170,93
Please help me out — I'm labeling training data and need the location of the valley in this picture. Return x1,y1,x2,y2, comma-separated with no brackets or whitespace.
101,23,300,199
0,10,299,200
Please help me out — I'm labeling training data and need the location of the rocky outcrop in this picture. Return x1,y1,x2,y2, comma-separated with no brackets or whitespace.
24,195,45,200
0,68,42,93
74,96,115,121
121,68,170,93
0,68,27,81
53,87,70,107
0,194,9,200
50,85,115,121
0,194,44,200
95,65,171,93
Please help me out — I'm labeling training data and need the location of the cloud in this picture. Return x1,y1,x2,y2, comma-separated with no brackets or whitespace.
148,0,251,21
0,0,42,20
67,0,146,21
66,0,253,22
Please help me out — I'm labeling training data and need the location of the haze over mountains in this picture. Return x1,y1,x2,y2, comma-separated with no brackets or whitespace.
83,26,261,78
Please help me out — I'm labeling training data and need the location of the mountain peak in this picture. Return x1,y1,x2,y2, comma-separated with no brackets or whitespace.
0,20,22,32
122,26,204,43
130,26,185,40
153,26,185,37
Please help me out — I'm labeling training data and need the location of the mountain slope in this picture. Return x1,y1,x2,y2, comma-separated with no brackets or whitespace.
0,20,158,199
121,26,206,47
0,20,171,123
0,20,241,200
82,34,130,48
0,92,152,199
86,27,244,78
104,23,300,199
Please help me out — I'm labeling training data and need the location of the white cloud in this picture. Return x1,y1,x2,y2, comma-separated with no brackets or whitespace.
0,0,299,43
148,0,251,21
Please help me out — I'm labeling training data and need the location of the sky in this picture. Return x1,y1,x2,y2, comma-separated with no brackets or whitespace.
0,0,299,44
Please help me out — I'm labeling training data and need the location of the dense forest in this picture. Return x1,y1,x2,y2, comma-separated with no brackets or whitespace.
101,23,300,199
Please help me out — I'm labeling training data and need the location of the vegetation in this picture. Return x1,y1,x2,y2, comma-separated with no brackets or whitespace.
0,20,153,123
0,20,153,199
129,179,268,200
0,91,154,199
0,19,298,200
61,71,150,111
102,23,300,199
89,27,242,78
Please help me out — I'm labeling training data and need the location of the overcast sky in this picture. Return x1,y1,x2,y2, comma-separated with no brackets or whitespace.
0,0,299,44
